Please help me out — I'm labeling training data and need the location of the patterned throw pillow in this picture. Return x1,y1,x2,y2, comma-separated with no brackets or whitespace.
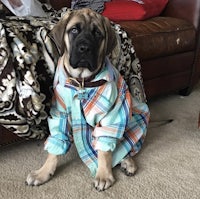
71,0,110,13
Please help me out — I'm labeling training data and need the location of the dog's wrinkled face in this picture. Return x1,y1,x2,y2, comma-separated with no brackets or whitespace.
50,8,117,78
67,15,103,72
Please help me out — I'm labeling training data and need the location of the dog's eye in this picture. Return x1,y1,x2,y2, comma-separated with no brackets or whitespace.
94,29,102,38
70,27,79,34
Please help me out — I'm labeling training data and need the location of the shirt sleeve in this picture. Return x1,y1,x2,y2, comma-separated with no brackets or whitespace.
44,90,71,155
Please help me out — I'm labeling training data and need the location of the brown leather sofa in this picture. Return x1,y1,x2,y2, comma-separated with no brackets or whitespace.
1,0,200,146
122,0,200,99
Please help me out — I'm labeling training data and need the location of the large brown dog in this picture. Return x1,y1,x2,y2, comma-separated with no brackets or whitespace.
26,8,138,191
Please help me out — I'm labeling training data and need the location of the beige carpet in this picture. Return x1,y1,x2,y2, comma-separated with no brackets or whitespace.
1,83,200,199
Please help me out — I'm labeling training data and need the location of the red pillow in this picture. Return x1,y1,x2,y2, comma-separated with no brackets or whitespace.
102,0,169,21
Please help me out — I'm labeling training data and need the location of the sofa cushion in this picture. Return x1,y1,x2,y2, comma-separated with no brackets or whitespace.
118,17,196,60
102,0,168,21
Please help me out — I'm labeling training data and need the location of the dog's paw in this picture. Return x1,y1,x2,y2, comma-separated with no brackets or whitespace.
94,172,115,191
25,170,53,186
120,157,137,176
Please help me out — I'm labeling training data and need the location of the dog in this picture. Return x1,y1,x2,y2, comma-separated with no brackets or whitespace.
26,8,149,191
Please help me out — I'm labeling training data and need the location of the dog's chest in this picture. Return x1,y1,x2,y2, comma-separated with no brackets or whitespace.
55,79,118,128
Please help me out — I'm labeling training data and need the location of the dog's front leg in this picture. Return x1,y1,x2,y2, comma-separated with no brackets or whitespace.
94,150,115,191
26,154,58,186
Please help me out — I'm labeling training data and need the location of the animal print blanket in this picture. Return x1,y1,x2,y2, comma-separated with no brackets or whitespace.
0,6,146,139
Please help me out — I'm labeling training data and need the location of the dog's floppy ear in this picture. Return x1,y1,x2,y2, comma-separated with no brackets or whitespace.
49,10,72,56
103,17,117,55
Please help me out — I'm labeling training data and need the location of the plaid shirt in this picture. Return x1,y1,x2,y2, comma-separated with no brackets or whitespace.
45,56,150,176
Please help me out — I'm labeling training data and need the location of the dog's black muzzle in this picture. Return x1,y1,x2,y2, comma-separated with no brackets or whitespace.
69,32,101,72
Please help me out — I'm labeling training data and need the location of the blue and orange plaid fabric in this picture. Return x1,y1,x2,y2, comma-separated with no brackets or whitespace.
45,56,150,176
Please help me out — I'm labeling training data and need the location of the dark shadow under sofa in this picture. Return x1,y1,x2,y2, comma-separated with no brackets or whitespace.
0,0,200,146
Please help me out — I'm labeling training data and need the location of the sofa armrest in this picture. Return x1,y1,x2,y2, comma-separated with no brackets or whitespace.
162,0,200,29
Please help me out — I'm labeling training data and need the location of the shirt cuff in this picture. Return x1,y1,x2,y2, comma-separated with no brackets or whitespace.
44,134,70,155
94,137,117,152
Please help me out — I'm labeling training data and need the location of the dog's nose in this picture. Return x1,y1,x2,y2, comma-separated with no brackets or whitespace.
78,44,90,53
